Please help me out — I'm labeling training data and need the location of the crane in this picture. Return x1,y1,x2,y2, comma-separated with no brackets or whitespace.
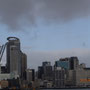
0,43,7,63
0,43,7,74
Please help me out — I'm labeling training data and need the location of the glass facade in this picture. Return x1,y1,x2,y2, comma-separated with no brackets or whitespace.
55,61,70,69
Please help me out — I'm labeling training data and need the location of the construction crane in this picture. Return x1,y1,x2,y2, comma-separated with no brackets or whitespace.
0,43,7,74
0,43,7,62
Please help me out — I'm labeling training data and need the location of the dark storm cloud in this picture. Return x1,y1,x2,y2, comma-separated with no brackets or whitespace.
0,0,35,30
38,0,90,22
0,0,90,31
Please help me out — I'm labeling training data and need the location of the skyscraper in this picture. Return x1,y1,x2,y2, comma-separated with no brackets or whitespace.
69,57,79,70
6,37,21,76
42,61,53,81
38,66,44,79
21,53,27,80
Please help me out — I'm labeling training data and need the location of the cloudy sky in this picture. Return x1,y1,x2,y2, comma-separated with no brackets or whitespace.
0,0,90,69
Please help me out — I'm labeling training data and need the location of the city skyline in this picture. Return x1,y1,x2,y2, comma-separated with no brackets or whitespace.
0,0,90,69
1,37,90,70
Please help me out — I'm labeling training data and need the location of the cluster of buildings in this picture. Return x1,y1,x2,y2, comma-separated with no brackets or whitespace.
0,37,90,89
37,57,90,88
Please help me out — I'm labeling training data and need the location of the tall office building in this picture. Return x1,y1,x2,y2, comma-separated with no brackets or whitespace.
42,61,51,67
54,67,65,88
69,57,79,70
42,61,53,81
55,57,79,70
21,53,27,80
6,37,21,76
38,66,44,79
10,45,21,76
55,58,70,70
26,69,35,83
43,65,53,80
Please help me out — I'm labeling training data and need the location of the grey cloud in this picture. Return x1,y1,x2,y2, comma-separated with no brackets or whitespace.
0,0,90,31
0,0,35,30
37,0,90,22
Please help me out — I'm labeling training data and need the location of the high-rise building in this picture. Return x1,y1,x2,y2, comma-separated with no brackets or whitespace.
69,57,79,70
43,65,53,80
42,61,51,67
55,58,70,70
55,57,79,70
54,67,65,88
42,61,53,81
6,37,21,76
31,69,35,81
38,66,44,79
26,69,35,83
21,53,27,80
10,45,21,76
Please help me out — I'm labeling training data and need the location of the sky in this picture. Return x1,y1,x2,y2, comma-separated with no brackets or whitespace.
0,0,90,69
